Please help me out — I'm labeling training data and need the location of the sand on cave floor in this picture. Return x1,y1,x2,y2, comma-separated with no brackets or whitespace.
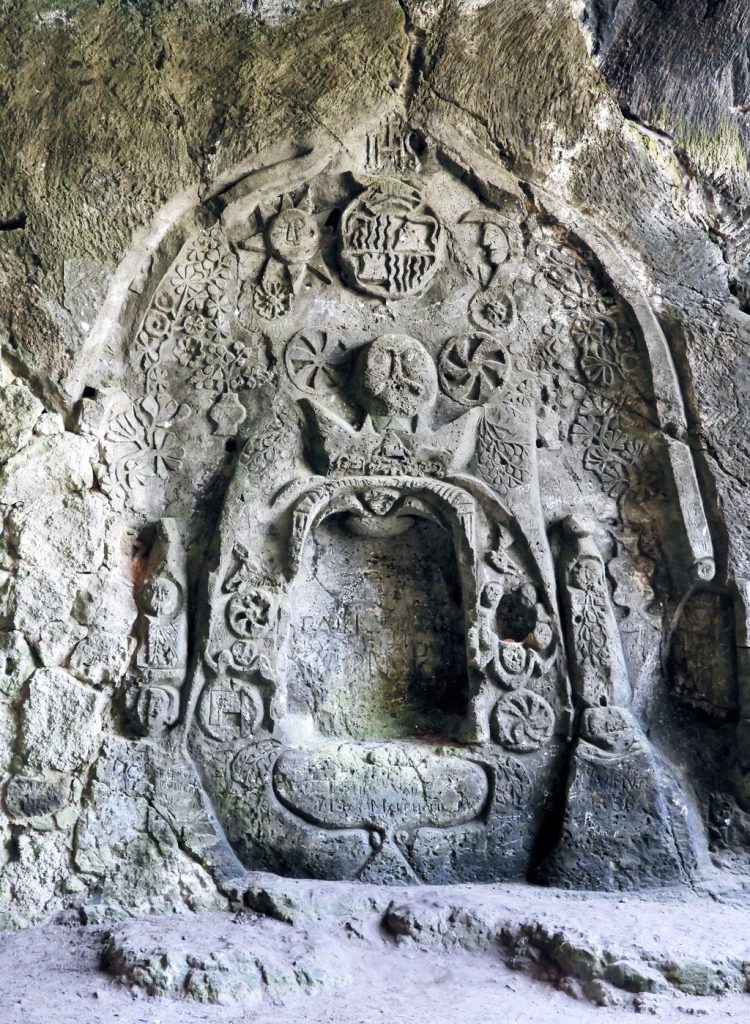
2,874,750,1024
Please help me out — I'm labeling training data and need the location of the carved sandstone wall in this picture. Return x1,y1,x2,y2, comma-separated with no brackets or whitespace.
0,0,748,925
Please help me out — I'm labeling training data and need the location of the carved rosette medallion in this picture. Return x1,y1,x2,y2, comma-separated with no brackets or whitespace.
339,178,445,299
284,329,350,395
469,287,517,332
492,690,555,752
438,333,512,406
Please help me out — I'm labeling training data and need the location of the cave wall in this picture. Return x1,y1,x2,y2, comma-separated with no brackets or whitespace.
0,0,748,925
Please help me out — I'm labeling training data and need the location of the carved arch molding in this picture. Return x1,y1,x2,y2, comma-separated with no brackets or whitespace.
84,115,720,888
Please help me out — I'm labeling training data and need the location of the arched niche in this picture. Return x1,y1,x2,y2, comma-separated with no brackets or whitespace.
83,112,715,888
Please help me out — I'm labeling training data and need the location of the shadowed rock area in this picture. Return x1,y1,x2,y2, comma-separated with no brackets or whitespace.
1,0,750,1019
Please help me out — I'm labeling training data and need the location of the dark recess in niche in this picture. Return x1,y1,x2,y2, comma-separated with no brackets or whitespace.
0,214,26,231
324,208,342,233
408,128,427,156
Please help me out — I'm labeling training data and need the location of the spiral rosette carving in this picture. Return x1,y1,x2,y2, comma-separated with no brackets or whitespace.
284,328,349,394
438,332,511,406
492,689,555,752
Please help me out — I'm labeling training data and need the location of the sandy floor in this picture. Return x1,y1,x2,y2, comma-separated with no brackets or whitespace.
2,877,750,1023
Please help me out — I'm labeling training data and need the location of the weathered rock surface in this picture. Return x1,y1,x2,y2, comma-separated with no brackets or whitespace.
102,910,348,1004
0,0,748,958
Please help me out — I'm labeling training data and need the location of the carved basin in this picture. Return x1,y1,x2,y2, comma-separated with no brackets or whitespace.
273,741,490,832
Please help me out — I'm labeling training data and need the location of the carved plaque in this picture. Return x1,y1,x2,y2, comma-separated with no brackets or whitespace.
273,743,489,830
339,178,445,298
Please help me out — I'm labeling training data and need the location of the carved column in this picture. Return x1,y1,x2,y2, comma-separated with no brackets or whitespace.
542,515,702,890
128,519,189,737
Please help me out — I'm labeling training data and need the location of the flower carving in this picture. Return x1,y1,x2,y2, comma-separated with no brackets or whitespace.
253,280,292,320
103,394,191,495
570,395,648,499
573,315,637,389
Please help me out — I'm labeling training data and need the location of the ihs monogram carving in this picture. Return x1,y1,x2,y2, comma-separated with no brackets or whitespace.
365,115,422,174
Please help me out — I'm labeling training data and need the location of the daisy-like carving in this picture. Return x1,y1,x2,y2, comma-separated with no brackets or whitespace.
104,394,191,489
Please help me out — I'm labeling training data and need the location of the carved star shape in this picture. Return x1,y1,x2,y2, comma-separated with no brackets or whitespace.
242,188,331,298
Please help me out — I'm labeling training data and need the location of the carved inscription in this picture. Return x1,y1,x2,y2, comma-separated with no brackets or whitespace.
273,743,489,829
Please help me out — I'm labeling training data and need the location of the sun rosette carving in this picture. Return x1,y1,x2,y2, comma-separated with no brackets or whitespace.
242,188,331,322
339,178,445,299
284,328,350,395
101,394,191,505
491,690,555,753
438,332,512,407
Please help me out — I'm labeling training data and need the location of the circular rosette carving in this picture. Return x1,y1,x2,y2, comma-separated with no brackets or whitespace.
492,689,555,752
355,334,437,417
469,287,517,332
493,757,532,810
438,332,511,406
226,588,275,638
339,178,445,299
284,328,349,394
